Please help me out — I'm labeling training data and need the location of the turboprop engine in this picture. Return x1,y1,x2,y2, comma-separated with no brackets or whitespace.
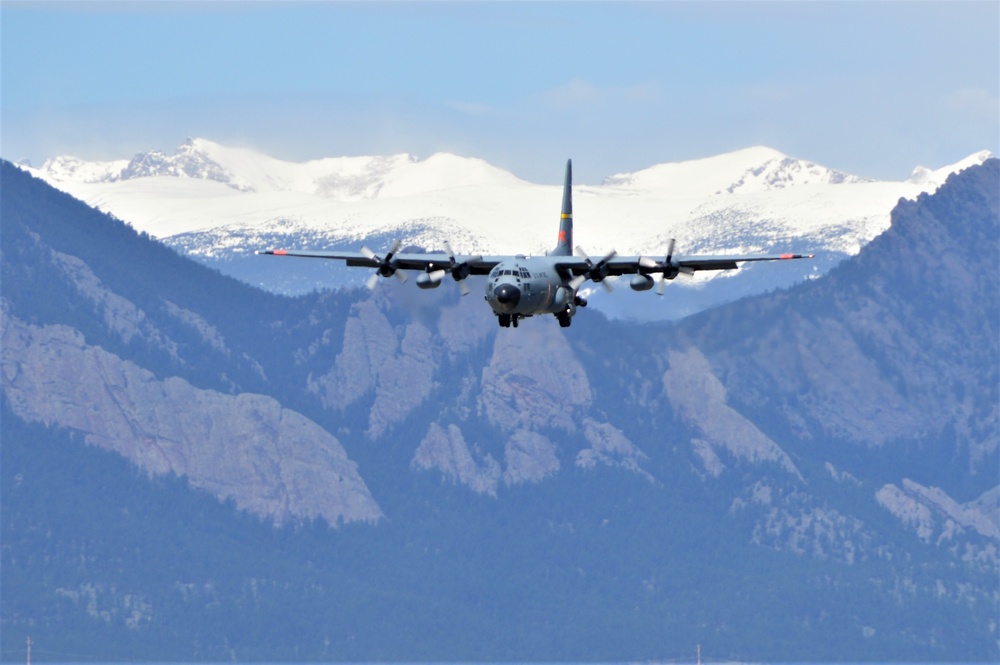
553,285,574,311
630,274,654,291
416,271,444,289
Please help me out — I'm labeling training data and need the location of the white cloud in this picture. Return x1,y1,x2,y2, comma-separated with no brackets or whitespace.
542,79,601,107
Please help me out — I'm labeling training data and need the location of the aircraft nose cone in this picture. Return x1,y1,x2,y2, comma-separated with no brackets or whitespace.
493,283,521,311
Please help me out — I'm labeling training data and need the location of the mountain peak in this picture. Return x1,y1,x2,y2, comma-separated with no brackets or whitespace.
119,139,255,191
602,145,870,195
907,149,994,188
37,154,129,184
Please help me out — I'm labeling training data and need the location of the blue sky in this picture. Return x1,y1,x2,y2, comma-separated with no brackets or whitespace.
2,1,997,183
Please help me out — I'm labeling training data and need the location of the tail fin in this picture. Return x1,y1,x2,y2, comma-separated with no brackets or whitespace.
551,159,573,256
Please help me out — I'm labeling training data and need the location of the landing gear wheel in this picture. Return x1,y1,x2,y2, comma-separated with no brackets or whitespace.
512,316,519,328
498,314,511,328
557,312,572,328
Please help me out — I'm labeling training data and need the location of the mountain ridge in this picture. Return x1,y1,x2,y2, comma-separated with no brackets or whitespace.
1,157,997,660
678,159,999,477
20,140,992,323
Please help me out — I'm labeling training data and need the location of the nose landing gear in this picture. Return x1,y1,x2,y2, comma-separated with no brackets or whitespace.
497,313,521,328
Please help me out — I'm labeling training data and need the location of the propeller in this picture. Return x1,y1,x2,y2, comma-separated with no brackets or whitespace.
647,238,693,295
441,241,482,296
572,246,618,292
361,240,408,290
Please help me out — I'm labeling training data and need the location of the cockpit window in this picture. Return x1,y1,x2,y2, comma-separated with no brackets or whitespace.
495,266,530,278
492,265,531,279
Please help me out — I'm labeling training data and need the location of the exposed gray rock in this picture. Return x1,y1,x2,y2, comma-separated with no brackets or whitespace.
413,425,562,494
48,243,180,360
825,462,862,486
412,423,500,496
1,308,382,526
120,139,254,192
576,418,653,482
308,298,397,410
876,479,1000,542
691,438,725,477
687,160,999,476
479,324,592,432
162,299,230,356
778,315,921,444
875,484,936,542
503,429,560,486
436,299,495,356
663,347,801,479
368,322,438,438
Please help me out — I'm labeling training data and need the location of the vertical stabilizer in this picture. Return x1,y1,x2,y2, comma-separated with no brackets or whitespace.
552,159,573,256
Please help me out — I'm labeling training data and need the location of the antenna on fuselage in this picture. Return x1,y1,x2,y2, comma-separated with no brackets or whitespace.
552,159,573,256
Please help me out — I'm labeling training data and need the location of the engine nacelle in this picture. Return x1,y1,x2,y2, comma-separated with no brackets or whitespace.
630,274,654,292
553,286,572,309
416,272,443,289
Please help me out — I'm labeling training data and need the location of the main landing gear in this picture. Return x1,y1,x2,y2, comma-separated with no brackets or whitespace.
555,294,587,328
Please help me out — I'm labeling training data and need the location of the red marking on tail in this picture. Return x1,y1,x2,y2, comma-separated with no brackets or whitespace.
558,230,566,243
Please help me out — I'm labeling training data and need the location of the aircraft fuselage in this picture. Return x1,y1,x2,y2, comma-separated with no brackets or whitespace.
484,256,581,327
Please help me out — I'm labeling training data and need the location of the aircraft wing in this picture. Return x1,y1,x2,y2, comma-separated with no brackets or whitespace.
255,248,506,275
553,252,814,277
649,252,814,273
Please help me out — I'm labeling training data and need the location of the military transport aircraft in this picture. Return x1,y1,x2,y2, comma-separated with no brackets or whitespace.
257,160,813,328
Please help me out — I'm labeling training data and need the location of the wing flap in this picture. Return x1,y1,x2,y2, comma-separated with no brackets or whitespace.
257,249,504,274
553,253,814,276
677,253,814,272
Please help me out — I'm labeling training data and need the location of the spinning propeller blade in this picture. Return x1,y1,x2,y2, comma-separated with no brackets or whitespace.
656,238,682,296
363,240,404,289
440,240,479,296
575,245,618,290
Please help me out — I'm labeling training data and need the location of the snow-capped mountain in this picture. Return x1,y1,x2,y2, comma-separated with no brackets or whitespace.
22,139,993,320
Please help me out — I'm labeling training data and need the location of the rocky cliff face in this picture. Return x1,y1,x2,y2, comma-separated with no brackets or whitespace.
670,160,999,570
0,164,381,526
683,161,998,471
1,304,382,526
663,346,801,479
307,291,653,494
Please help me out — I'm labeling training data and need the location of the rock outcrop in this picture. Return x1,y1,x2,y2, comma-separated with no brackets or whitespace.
1,306,382,526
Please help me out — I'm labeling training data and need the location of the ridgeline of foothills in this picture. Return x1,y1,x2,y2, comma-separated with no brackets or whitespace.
1,158,997,661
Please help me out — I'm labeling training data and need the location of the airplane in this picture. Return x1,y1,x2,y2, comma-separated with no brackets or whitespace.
256,160,813,328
